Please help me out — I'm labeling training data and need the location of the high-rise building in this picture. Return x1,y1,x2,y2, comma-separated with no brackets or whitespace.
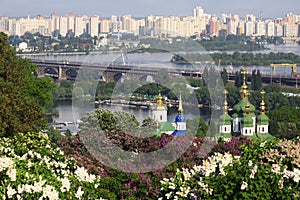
0,16,9,34
59,15,68,36
90,16,99,37
275,24,283,37
266,21,275,37
67,13,75,33
75,16,86,36
255,21,265,36
15,15,50,36
209,16,219,36
193,6,204,18
50,13,59,34
283,23,297,37
246,14,256,22
228,16,238,35
99,18,111,33
245,21,254,36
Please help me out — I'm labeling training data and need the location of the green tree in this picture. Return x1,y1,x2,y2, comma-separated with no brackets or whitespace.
221,68,228,85
0,32,53,137
186,118,208,137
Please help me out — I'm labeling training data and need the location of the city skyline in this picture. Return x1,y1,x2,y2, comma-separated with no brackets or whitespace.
1,0,300,19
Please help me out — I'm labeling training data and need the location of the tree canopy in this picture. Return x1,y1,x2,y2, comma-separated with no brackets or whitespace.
0,32,54,137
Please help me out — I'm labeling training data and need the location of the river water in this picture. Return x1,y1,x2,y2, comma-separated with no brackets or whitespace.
25,43,300,125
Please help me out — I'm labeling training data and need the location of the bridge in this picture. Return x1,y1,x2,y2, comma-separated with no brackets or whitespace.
32,59,300,87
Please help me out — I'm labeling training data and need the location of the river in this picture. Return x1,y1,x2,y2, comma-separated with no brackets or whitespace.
25,43,300,126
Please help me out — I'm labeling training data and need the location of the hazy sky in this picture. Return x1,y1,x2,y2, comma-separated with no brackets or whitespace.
1,0,299,18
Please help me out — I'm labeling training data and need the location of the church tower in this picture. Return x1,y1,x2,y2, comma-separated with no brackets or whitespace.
219,89,232,134
256,90,269,134
172,94,187,136
232,70,256,135
151,91,168,123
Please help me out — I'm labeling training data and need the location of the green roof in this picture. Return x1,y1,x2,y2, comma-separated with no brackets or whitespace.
219,114,231,125
160,122,175,132
242,115,253,127
233,98,256,117
257,114,269,125
154,122,175,136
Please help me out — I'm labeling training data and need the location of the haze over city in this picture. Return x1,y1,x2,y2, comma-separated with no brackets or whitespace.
1,0,300,18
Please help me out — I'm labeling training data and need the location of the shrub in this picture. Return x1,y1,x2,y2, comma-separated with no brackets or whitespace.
0,132,105,199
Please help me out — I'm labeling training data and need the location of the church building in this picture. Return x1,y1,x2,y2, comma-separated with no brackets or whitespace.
219,70,270,137
151,92,187,136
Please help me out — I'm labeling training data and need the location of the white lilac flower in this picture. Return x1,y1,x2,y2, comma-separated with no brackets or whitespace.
182,168,192,181
17,185,24,194
6,167,16,181
241,181,248,190
75,187,84,199
292,168,300,183
33,180,46,193
74,166,96,183
278,178,284,189
198,181,213,195
42,185,59,200
283,169,294,179
0,156,14,172
168,182,176,190
248,160,253,167
250,165,258,179
7,185,16,198
271,164,281,174
165,192,173,199
260,141,267,147
59,177,71,192
175,186,190,197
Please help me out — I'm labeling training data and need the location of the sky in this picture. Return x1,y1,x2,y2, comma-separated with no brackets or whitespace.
1,0,299,19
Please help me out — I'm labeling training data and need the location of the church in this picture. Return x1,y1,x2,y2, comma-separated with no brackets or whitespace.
151,92,187,136
219,70,270,137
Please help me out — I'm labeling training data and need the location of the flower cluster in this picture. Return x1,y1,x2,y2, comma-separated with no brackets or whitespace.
159,152,238,199
159,138,300,199
0,132,105,199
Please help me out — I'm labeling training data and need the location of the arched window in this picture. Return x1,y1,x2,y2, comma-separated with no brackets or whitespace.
160,115,162,120
245,129,247,134
262,127,264,132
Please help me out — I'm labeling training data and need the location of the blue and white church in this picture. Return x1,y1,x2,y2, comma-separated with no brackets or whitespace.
151,92,187,136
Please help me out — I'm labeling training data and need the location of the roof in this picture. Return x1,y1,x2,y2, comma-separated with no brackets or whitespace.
154,122,175,136
219,113,231,125
160,122,175,132
242,115,254,127
257,113,269,125
233,98,256,117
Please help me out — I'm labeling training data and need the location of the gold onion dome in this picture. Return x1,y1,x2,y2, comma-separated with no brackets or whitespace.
220,89,231,125
233,70,255,117
153,91,167,110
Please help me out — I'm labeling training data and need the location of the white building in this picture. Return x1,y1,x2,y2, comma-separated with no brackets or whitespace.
90,16,99,37
275,24,283,37
283,23,297,37
266,21,275,37
255,21,265,36
244,21,254,36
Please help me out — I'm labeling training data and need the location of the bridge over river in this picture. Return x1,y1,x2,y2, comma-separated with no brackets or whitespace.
32,59,300,87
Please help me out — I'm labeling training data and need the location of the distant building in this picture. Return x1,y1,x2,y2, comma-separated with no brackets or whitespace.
151,92,186,136
219,70,270,138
